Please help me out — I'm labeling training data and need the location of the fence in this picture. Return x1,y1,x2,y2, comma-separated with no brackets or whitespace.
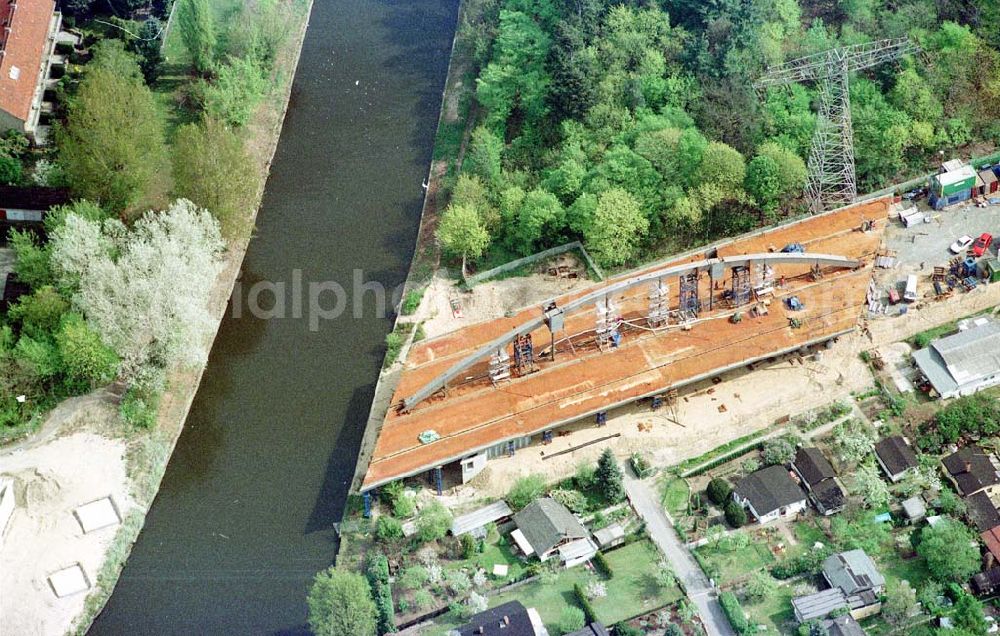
463,241,605,287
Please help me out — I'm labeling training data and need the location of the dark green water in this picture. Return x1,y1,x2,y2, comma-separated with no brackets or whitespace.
90,0,457,632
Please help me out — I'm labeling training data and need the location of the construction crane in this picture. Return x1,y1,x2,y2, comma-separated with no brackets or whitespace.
755,38,919,213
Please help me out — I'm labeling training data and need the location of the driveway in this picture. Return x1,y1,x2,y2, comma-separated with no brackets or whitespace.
624,471,736,636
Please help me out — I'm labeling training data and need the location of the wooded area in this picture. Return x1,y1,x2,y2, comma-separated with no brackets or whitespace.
437,0,1000,268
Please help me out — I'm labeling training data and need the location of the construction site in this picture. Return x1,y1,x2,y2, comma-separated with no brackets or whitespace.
355,199,893,498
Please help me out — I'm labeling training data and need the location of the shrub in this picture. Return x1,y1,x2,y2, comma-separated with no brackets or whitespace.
120,385,160,429
460,533,476,558
415,501,453,543
573,582,598,623
771,546,832,579
398,565,428,590
445,570,471,596
375,516,403,541
720,591,749,634
412,589,433,610
401,289,424,315
384,331,404,367
706,477,732,505
724,501,747,528
393,492,416,518
574,463,597,490
593,551,613,578
507,474,546,510
56,313,119,391
365,553,395,634
307,567,377,636
630,452,653,478
614,625,644,636
762,437,796,466
202,57,269,127
560,604,587,634
550,488,589,514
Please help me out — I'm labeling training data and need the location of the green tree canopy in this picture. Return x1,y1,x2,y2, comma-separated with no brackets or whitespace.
57,41,166,216
583,188,648,267
177,0,217,73
307,568,377,636
917,518,980,582
436,203,490,261
172,119,258,240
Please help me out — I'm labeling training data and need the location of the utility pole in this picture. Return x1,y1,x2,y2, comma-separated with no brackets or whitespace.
755,38,919,213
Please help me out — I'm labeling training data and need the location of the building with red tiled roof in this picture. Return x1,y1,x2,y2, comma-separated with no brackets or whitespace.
982,525,1000,565
0,0,62,140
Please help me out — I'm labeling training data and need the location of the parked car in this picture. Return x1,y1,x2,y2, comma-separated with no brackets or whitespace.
950,235,974,254
781,243,805,253
973,233,993,257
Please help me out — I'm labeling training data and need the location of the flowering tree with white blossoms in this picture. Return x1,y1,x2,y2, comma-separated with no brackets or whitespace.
49,199,224,382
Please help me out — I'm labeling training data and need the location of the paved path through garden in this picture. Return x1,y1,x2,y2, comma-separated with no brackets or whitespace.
623,471,736,636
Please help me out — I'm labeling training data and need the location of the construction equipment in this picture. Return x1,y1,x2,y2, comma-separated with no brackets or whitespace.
755,38,918,212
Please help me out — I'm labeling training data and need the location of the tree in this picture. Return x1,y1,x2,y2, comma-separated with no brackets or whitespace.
172,119,258,240
505,189,564,255
832,418,875,463
307,568,377,636
130,19,164,83
952,589,988,634
557,606,585,634
56,313,119,391
0,155,22,185
583,188,649,267
697,141,746,194
463,126,504,187
437,203,490,262
176,0,216,74
744,571,777,602
415,501,453,542
706,477,732,505
755,141,808,198
917,518,980,582
596,448,626,503
850,463,890,509
724,500,747,527
745,155,782,214
507,474,546,510
49,200,224,382
882,580,917,626
450,174,499,231
761,437,795,466
58,42,166,215
202,57,269,127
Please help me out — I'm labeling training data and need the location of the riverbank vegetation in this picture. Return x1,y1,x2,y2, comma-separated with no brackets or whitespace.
1,0,307,443
434,0,1000,270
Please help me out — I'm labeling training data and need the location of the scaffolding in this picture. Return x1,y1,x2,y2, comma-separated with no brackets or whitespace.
595,297,621,349
678,272,700,318
647,279,669,327
512,333,535,374
488,347,510,385
730,266,751,307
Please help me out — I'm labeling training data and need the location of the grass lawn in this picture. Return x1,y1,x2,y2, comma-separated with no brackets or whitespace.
451,538,528,583
743,580,796,635
782,519,828,560
695,534,775,584
661,477,691,519
485,541,682,633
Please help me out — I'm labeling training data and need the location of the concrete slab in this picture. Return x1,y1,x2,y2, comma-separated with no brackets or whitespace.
48,564,90,598
73,497,120,534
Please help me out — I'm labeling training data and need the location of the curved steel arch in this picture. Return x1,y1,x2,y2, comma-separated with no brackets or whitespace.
402,252,859,410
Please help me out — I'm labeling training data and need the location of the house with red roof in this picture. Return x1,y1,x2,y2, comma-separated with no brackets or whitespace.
0,0,65,142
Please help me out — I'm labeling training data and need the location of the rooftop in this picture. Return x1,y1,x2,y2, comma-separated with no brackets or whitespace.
513,498,588,557
0,0,57,122
812,478,845,512
455,600,536,636
793,447,836,486
792,588,848,622
936,164,978,187
874,436,918,476
735,465,806,516
822,615,866,636
942,445,1000,497
914,321,1000,396
361,200,890,488
823,549,885,596
450,500,513,537
965,491,1000,532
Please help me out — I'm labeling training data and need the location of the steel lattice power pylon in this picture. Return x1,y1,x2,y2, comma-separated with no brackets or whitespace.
755,38,918,213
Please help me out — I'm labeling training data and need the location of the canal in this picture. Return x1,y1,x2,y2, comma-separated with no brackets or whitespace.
90,0,458,632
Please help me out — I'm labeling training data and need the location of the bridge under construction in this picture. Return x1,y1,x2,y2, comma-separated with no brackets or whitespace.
357,198,891,493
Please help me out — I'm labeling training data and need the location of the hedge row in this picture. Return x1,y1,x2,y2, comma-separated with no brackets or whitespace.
593,552,613,579
366,553,397,634
719,591,750,634
573,583,598,623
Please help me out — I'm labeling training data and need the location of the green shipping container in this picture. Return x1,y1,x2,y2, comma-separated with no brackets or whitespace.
986,258,1000,283
933,173,977,197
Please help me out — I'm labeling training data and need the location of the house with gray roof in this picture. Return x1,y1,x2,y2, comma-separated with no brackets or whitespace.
874,436,918,483
792,447,845,515
821,615,866,636
733,465,807,524
913,320,1000,399
823,549,885,597
511,498,591,564
942,445,1000,497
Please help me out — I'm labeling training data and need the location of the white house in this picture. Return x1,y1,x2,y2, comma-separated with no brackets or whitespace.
733,465,807,524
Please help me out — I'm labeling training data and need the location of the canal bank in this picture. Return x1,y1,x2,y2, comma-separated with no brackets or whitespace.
89,0,459,632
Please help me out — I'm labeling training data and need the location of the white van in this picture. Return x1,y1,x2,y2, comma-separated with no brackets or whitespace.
904,274,918,302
